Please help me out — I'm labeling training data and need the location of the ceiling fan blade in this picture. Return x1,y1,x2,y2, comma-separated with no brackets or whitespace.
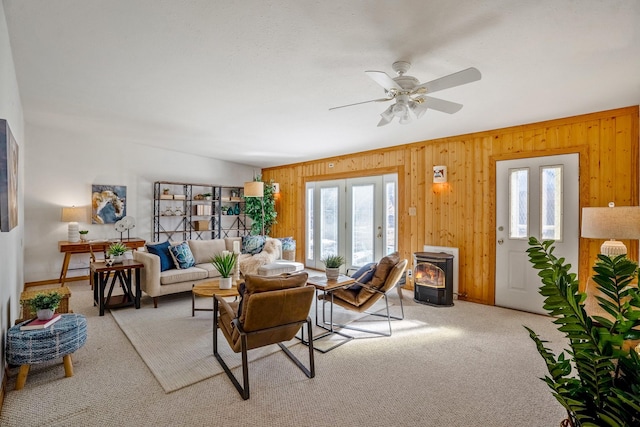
418,96,464,114
365,70,402,91
415,67,481,94
377,116,393,127
329,97,392,111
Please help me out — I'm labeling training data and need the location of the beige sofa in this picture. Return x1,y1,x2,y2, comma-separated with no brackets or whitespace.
134,237,303,307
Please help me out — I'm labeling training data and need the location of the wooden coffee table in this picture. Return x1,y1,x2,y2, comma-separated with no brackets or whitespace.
192,280,240,316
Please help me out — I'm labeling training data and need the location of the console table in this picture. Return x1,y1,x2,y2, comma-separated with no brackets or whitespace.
58,238,145,286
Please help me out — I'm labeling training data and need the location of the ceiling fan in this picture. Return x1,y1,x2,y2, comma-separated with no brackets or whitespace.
330,61,481,127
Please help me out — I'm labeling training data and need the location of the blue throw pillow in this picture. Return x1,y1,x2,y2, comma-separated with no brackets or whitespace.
242,235,266,255
146,241,173,272
169,241,196,269
349,262,377,292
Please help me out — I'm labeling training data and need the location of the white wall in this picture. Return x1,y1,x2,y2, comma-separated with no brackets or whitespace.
24,123,257,282
0,1,25,382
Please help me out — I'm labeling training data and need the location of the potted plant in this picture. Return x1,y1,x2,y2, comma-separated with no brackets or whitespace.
107,241,128,263
526,237,640,427
321,254,345,280
79,230,89,241
163,188,170,195
202,193,212,201
28,291,62,320
211,251,237,289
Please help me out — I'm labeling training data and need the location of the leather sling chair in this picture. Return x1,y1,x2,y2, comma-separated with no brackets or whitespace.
318,253,407,337
213,272,315,400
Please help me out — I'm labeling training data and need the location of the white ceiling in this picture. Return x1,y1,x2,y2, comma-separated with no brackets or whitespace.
3,0,640,168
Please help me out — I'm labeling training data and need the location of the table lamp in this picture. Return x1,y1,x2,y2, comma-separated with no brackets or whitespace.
581,202,640,255
61,206,86,243
244,181,264,235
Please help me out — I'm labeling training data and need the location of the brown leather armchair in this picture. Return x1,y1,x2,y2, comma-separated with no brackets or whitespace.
213,272,315,400
320,253,407,337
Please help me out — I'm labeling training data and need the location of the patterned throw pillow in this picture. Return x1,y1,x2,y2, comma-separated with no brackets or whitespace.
278,237,296,251
242,235,266,255
169,241,196,269
146,241,174,272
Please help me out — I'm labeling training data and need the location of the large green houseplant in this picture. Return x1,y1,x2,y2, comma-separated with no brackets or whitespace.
526,237,640,427
244,176,277,235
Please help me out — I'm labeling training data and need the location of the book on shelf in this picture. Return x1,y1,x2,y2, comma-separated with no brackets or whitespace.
20,314,62,331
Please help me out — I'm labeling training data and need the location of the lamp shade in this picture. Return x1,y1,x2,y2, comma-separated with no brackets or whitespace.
582,205,640,255
61,206,86,223
581,206,640,239
244,181,264,197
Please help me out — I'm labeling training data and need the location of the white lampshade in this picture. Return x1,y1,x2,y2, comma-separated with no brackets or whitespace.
581,203,640,255
61,206,86,243
244,181,264,197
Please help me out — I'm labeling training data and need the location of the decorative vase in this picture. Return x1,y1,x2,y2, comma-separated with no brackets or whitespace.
325,267,340,280
227,207,234,215
36,309,55,320
234,204,240,215
219,277,232,289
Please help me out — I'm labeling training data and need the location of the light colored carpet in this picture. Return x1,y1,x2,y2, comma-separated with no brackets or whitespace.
110,286,394,392
0,280,568,426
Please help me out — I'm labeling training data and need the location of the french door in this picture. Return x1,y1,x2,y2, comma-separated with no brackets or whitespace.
306,174,397,271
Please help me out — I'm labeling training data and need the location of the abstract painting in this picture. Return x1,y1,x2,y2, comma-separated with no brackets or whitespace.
0,119,19,232
92,184,126,224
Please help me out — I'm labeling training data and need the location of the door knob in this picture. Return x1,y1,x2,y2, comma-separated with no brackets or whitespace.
497,238,504,245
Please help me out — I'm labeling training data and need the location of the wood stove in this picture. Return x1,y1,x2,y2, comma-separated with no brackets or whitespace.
413,252,454,306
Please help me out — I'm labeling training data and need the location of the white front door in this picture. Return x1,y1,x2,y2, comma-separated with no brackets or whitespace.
495,154,579,314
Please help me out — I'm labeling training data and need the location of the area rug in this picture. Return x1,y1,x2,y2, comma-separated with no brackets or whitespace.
110,290,395,393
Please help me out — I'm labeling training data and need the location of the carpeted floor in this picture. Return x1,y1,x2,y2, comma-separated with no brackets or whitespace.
110,289,389,392
0,280,568,426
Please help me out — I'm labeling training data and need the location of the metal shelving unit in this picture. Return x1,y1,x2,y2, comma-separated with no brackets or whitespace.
152,181,249,243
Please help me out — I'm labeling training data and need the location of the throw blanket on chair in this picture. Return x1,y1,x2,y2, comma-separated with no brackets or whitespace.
238,239,279,275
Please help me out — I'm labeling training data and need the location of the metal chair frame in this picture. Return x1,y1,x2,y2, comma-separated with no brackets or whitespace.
212,297,315,400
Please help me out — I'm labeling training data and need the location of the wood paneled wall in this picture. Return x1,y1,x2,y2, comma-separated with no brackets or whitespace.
263,106,639,305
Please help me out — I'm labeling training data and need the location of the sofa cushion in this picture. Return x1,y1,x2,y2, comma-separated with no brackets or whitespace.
159,267,208,285
169,241,196,269
146,241,173,272
188,239,226,264
195,262,221,278
242,235,266,255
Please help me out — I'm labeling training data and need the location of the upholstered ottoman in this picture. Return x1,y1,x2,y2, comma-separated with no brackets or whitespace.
6,313,88,390
257,260,305,276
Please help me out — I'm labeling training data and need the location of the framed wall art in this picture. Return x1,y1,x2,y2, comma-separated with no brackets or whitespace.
0,119,19,232
92,184,127,224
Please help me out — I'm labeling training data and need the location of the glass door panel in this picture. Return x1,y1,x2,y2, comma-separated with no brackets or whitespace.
541,165,563,241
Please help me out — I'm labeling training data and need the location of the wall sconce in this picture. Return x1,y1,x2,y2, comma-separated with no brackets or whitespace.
581,202,640,255
272,182,280,194
61,206,86,242
433,166,447,184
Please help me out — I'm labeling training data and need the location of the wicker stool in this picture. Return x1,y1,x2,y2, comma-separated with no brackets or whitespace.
6,313,88,390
